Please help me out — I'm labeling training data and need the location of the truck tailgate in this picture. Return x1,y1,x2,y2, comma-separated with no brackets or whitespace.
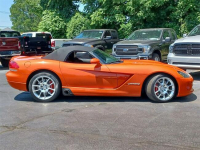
0,37,19,51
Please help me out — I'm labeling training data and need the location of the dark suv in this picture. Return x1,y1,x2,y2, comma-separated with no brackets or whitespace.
62,29,120,51
112,28,177,61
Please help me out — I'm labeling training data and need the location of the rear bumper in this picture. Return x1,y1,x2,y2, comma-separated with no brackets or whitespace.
0,50,21,59
168,53,200,69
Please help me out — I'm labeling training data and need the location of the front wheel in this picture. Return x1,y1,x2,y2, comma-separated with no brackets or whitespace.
152,53,161,61
29,72,61,102
145,74,176,102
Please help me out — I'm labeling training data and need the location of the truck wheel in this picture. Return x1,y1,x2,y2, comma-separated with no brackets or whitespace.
1,59,9,67
95,45,105,51
152,53,161,61
145,74,176,102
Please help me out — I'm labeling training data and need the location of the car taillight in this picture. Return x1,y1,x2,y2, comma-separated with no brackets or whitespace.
51,41,55,47
18,41,21,49
9,61,19,69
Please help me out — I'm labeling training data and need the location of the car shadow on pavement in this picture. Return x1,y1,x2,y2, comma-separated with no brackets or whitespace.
14,92,197,103
189,71,200,81
0,66,9,71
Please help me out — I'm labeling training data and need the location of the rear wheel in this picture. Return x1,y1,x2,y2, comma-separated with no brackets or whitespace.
145,74,176,102
1,59,9,67
29,72,61,102
152,53,161,61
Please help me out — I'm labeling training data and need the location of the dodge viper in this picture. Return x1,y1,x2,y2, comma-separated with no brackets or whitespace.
6,46,193,102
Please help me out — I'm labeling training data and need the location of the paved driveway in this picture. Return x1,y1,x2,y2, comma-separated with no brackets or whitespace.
0,66,200,150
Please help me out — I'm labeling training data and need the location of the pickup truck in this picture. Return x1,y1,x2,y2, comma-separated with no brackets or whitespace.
168,24,200,70
112,28,177,61
19,32,52,55
0,29,21,67
21,32,71,50
62,29,120,50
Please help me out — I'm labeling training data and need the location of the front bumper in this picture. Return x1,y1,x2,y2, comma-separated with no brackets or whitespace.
112,54,151,60
177,76,193,97
168,53,200,69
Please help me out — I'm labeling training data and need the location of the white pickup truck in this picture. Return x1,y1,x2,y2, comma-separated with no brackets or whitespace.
21,32,71,50
167,24,200,70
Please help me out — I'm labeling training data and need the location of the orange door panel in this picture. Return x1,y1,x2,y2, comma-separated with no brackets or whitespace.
60,62,117,89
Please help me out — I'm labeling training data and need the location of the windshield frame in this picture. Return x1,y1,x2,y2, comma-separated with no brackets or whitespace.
90,49,122,64
75,30,104,39
188,25,200,36
127,29,162,41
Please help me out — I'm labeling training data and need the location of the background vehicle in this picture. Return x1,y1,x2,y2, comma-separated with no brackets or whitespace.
21,32,70,50
112,28,177,61
168,24,200,70
0,29,21,67
62,29,120,51
6,46,193,103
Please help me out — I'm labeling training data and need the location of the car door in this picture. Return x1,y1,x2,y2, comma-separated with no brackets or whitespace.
60,51,117,89
160,30,172,61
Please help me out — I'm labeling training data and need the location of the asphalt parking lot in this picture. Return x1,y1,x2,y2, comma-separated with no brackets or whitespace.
0,65,200,150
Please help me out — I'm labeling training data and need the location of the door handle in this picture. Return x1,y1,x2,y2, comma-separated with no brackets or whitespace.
111,42,114,44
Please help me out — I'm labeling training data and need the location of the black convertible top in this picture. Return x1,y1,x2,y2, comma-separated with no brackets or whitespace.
43,46,96,61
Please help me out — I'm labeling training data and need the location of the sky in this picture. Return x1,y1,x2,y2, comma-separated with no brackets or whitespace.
0,0,13,29
0,0,84,30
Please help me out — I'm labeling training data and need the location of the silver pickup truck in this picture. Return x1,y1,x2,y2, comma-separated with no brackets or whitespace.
168,24,200,69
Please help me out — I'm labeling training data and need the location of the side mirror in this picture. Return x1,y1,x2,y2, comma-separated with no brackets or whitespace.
90,58,101,65
165,37,171,42
183,33,187,38
104,36,112,40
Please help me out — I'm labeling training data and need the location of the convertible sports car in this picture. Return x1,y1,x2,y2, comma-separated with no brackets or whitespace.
6,46,193,102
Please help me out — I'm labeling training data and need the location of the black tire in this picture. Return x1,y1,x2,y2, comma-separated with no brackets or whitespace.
152,53,161,61
145,74,176,102
29,72,61,102
95,45,105,51
1,59,9,67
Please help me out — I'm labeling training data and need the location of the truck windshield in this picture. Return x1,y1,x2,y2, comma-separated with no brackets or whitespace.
188,26,200,36
0,31,20,37
91,49,122,64
75,31,103,39
127,30,162,40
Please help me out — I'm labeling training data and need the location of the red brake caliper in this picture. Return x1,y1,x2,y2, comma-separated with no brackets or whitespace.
49,81,54,93
155,83,159,95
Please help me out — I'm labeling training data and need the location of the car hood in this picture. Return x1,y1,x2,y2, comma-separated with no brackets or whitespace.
64,38,100,45
115,40,159,45
174,35,200,43
107,59,184,75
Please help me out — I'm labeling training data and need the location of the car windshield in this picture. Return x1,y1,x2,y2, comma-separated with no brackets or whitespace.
75,31,103,39
188,26,200,36
127,30,162,40
0,31,20,37
91,49,122,64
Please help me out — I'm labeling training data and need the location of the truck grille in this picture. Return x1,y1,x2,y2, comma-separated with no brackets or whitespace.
115,45,138,55
63,43,82,47
174,44,200,55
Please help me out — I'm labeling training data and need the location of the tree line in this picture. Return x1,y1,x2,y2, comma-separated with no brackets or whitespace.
10,0,200,39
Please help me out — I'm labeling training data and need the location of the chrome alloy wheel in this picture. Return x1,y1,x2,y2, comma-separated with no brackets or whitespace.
32,76,56,100
154,77,175,101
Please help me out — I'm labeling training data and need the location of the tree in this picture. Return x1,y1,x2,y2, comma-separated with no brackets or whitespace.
66,12,91,38
38,10,67,38
10,0,43,32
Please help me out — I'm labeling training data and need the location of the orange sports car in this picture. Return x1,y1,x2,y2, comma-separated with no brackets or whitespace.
6,46,193,102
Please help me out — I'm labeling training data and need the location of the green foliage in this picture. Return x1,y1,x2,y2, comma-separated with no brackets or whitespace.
38,10,67,38
66,12,91,38
10,0,43,32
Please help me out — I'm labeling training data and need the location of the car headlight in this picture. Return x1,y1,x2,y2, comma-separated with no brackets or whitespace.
112,45,117,53
169,44,174,53
138,45,151,53
84,44,93,47
178,71,190,78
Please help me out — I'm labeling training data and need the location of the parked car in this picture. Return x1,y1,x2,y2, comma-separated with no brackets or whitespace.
112,28,177,61
168,24,200,70
7,46,193,103
0,29,21,67
62,29,120,50
21,32,70,50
